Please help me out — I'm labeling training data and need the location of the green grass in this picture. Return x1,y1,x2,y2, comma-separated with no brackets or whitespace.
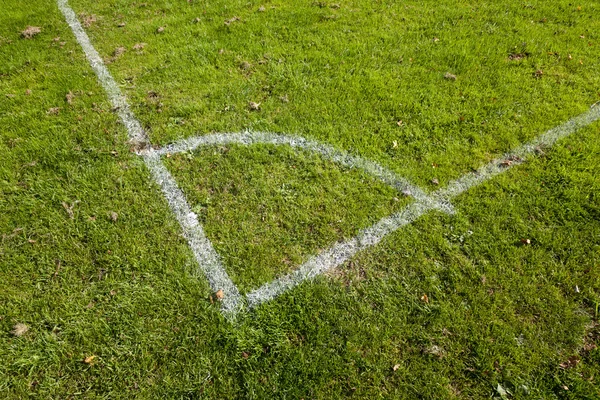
1,0,599,398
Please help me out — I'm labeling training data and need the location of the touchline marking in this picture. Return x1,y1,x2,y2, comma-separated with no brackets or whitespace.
58,0,600,316
57,0,242,314
150,131,454,213
246,105,600,307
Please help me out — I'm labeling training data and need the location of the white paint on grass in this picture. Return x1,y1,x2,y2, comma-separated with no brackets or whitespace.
59,0,600,315
150,131,454,213
57,0,148,148
143,153,242,313
247,105,600,308
57,0,242,314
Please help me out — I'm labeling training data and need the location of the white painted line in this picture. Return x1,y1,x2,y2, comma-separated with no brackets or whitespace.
150,131,454,214
57,0,148,148
247,105,600,308
58,0,600,315
144,152,242,313
57,0,243,314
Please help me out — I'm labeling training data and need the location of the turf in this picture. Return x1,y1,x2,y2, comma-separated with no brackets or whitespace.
1,0,599,398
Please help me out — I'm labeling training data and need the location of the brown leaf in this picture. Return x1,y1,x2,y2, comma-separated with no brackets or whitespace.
242,351,249,359
443,72,457,81
113,46,126,58
215,289,224,300
248,101,261,111
81,14,97,28
11,323,29,337
62,201,74,218
520,238,531,245
421,294,429,303
224,16,240,25
559,355,580,370
21,26,41,39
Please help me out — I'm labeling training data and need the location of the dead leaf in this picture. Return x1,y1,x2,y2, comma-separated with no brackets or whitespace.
62,201,78,219
520,238,531,245
113,46,126,58
396,120,403,126
156,26,165,33
508,53,527,61
444,72,457,81
66,91,75,104
258,6,266,12
215,289,224,300
47,107,60,115
559,355,580,370
279,94,289,103
25,89,32,95
133,42,146,51
11,323,29,337
109,211,118,222
193,17,201,23
81,14,97,28
248,101,261,111
421,293,429,303
431,178,439,185
224,16,240,25
242,351,249,359
393,364,400,371
83,355,96,364
534,69,543,78
21,26,41,39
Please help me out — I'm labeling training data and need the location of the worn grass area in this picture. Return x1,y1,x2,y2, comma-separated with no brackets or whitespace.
1,0,599,398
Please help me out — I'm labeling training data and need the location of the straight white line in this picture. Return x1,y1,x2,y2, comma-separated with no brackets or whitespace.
144,153,242,313
57,0,243,314
57,0,148,148
58,0,600,315
247,105,600,308
150,131,454,213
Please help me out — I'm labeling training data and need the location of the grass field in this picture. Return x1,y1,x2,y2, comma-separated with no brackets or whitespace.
1,0,599,398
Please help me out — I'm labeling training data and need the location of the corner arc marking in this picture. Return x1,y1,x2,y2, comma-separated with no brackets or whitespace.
150,131,453,214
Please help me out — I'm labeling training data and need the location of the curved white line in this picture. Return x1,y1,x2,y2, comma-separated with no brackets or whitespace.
150,131,454,214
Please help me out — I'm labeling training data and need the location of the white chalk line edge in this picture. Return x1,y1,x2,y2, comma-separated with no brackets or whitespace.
58,0,600,315
57,0,243,313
